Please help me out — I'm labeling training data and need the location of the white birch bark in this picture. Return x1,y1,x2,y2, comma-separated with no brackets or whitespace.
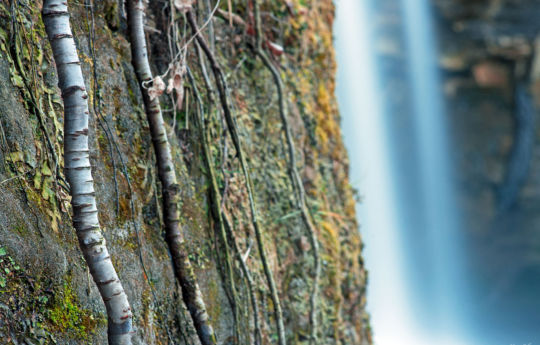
42,1,133,343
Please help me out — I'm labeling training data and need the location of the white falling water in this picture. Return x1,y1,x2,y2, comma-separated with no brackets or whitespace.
335,0,416,343
335,0,473,343
401,0,470,337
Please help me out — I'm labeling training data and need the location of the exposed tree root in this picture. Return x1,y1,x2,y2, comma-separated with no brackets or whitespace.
189,75,239,345
187,10,287,345
188,67,262,345
252,1,322,343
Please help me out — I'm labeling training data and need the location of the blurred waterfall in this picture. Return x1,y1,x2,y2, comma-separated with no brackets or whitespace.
401,0,468,335
334,0,416,343
336,0,473,343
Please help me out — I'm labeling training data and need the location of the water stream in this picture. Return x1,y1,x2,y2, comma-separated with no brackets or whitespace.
335,0,472,343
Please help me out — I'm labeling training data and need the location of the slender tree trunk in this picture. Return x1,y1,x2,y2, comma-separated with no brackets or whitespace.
125,1,216,344
42,1,133,344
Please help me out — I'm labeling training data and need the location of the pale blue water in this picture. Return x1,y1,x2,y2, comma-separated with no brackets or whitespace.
401,0,470,336
335,0,473,343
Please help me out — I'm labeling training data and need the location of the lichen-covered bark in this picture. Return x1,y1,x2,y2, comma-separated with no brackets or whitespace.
42,1,133,343
125,1,216,344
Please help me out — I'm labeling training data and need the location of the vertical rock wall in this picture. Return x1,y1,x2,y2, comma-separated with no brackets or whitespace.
0,1,371,344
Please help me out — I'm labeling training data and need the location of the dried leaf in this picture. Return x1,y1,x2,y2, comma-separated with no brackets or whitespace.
166,63,186,110
174,0,193,13
267,41,284,56
175,85,185,111
148,76,166,100
166,77,174,94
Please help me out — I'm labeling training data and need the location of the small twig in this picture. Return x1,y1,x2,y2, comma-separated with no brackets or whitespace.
144,24,162,34
0,168,36,186
215,8,246,27
150,0,221,86
224,56,247,81
195,40,215,105
216,7,246,27
204,0,215,53
241,238,253,264
227,0,233,27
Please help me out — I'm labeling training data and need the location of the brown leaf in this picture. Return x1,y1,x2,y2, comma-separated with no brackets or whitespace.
148,76,166,100
174,0,193,13
166,63,186,110
175,86,185,111
166,77,175,94
267,41,284,56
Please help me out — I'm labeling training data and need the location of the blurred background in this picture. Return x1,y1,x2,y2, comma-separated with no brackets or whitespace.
335,0,540,344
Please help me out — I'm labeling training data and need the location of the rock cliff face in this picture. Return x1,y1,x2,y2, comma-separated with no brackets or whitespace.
0,1,370,344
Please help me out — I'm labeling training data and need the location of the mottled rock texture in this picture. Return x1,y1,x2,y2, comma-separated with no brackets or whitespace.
0,0,370,344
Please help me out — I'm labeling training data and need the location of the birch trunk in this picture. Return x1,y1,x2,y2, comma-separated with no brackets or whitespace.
42,1,133,344
125,1,216,344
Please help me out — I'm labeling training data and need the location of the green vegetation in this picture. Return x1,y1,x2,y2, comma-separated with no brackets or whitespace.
48,280,102,340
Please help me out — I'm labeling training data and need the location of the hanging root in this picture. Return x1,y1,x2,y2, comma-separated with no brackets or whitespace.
125,1,216,344
190,82,241,344
224,217,262,345
188,67,262,345
251,1,321,343
187,10,287,345
185,70,240,344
